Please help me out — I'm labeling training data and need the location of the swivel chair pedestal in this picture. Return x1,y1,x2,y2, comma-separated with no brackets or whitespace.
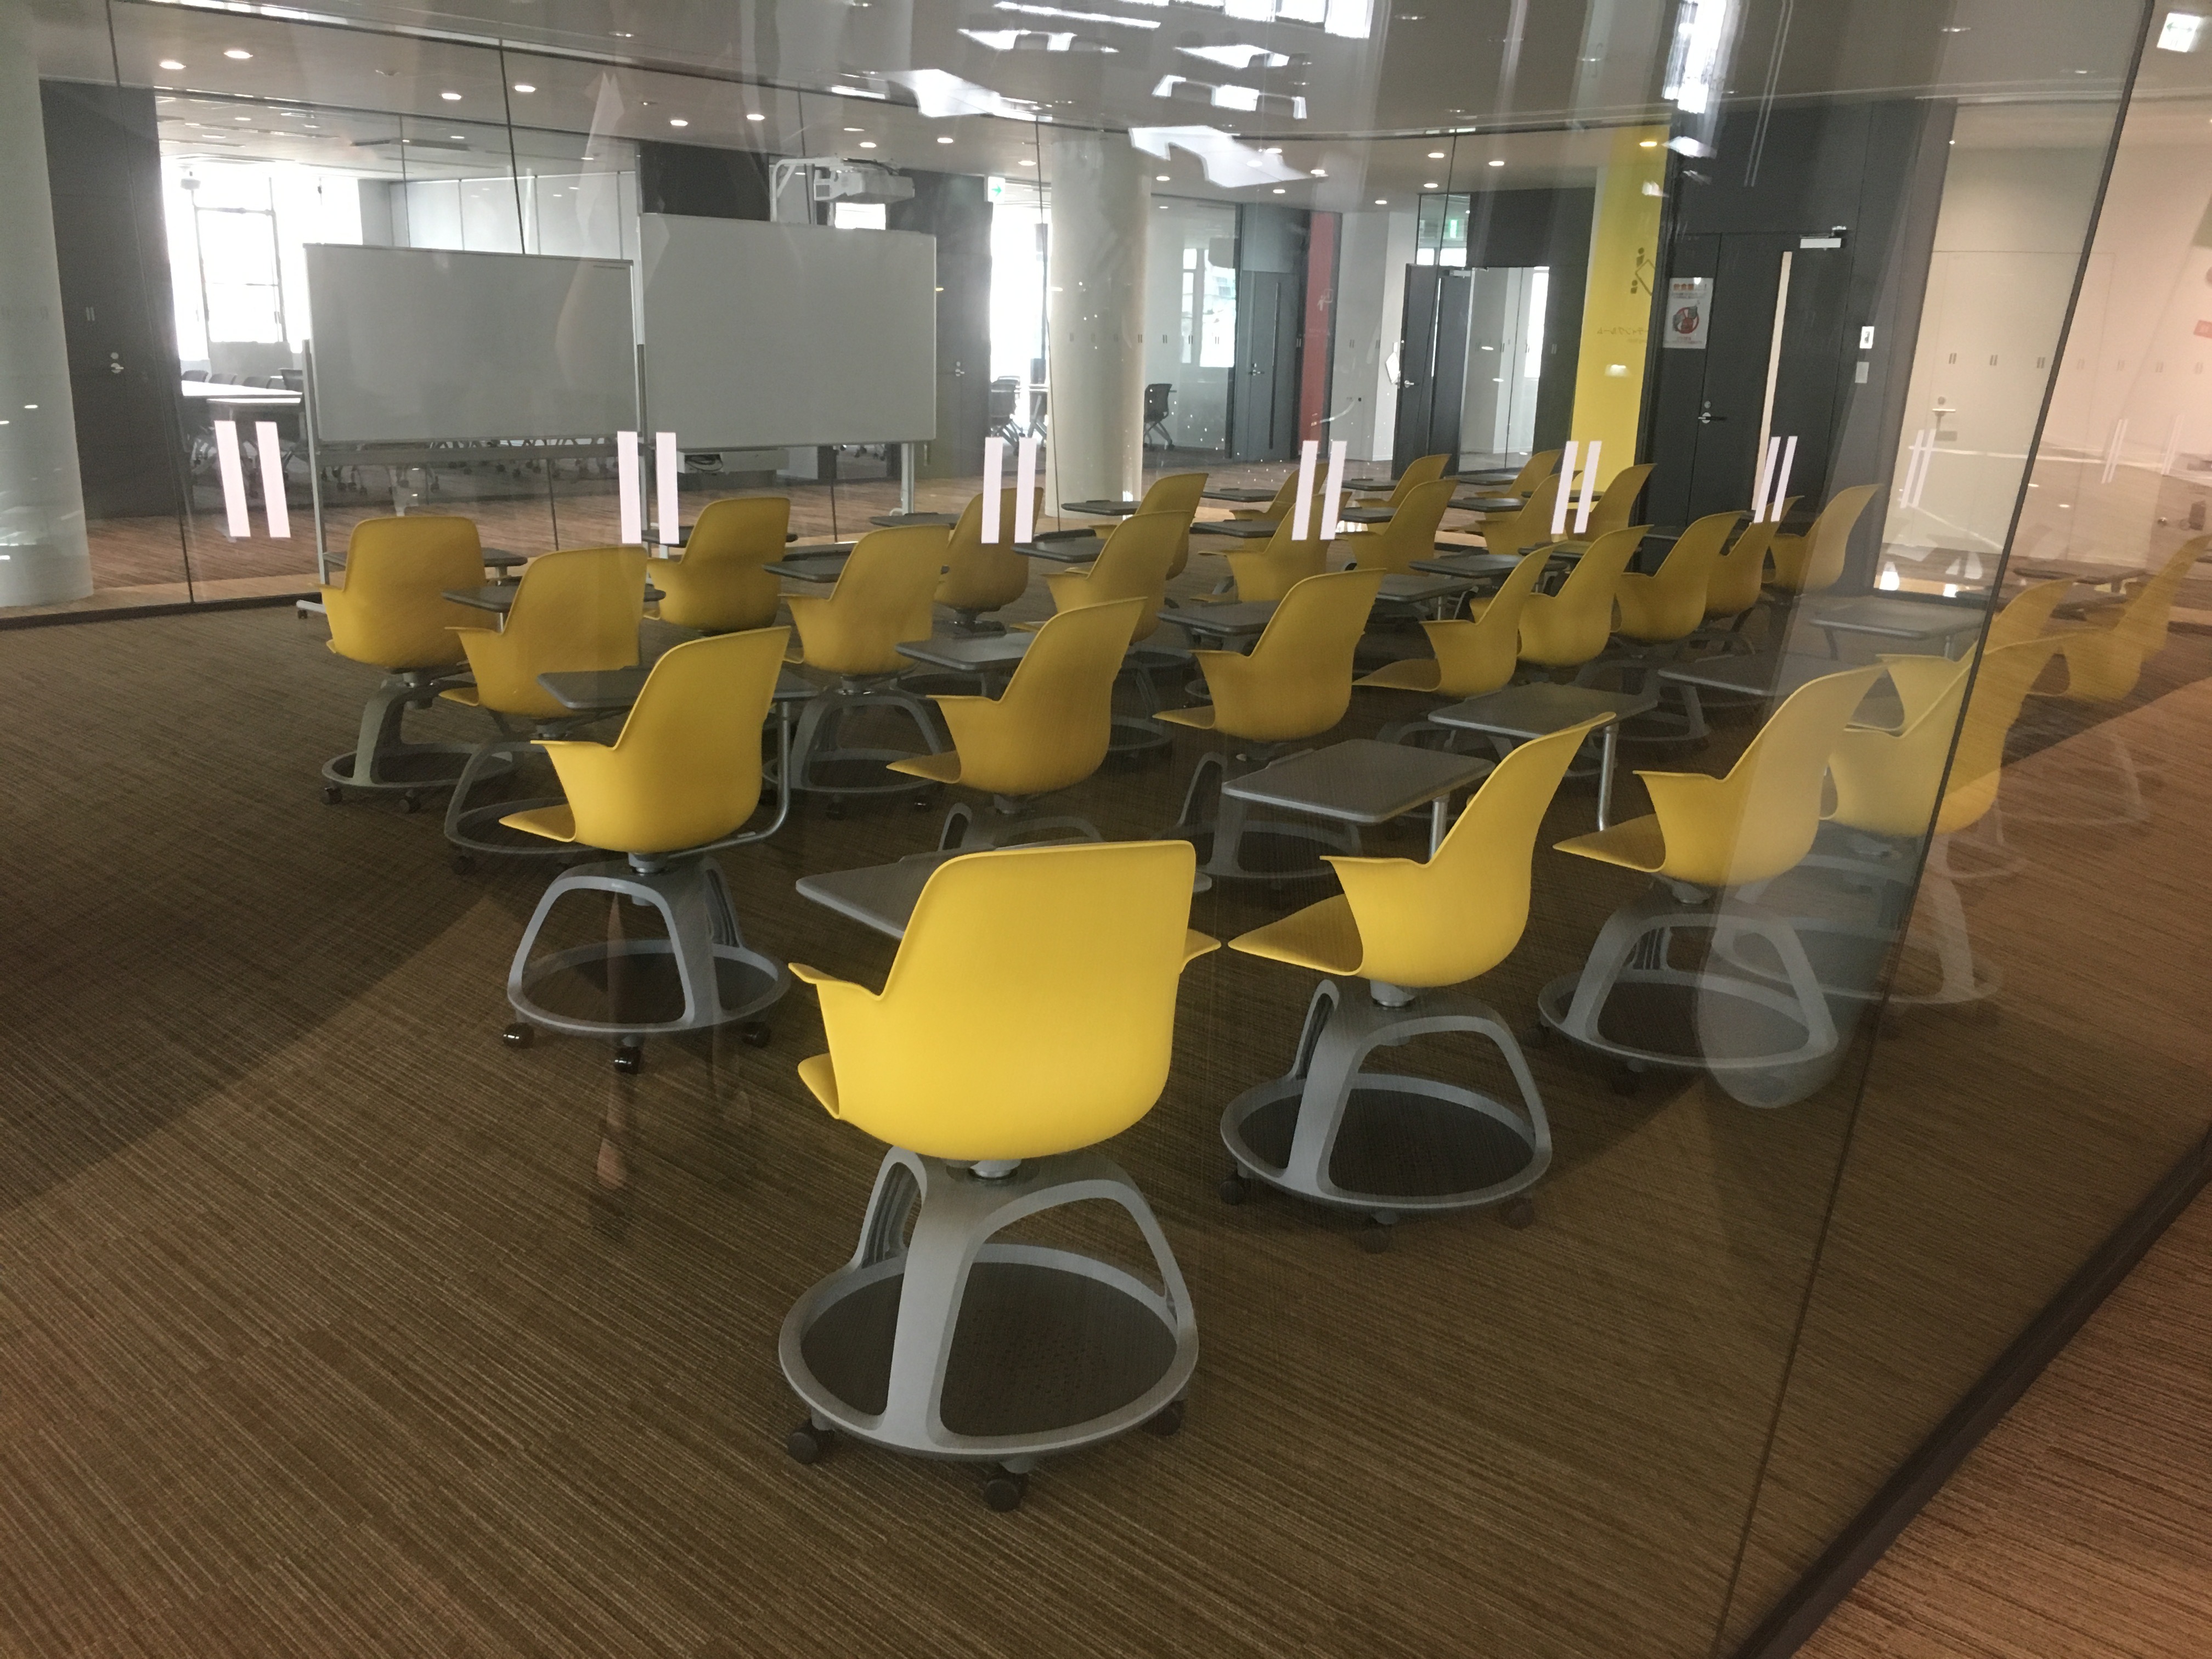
780,1147,1198,1504
786,674,946,810
323,667,498,809
1222,978,1547,1244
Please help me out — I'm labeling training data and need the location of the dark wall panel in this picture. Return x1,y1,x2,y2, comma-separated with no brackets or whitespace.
889,171,991,477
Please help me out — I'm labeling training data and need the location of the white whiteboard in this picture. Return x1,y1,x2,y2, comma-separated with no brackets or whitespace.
639,214,936,448
303,245,637,443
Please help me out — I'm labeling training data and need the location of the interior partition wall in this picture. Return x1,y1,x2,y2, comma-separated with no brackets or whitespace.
5,3,2205,1659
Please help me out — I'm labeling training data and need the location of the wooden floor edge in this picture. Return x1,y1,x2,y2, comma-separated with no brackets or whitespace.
1732,1119,2212,1659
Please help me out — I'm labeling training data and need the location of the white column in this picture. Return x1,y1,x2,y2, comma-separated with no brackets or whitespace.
0,0,93,607
1042,129,1148,509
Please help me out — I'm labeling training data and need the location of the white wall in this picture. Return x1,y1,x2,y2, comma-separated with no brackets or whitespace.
1328,207,1414,464
1142,198,1237,451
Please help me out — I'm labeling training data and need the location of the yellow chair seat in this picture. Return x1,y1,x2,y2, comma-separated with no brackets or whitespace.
1227,892,1363,975
440,685,483,708
1154,704,1217,730
501,803,578,842
1354,658,1444,692
1553,814,1669,873
887,751,964,783
797,1052,840,1115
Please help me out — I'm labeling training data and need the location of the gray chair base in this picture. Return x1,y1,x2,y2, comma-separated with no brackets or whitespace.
780,1147,1197,1506
506,851,788,1059
445,719,596,866
2001,720,2152,830
322,668,501,806
1221,977,1549,1245
782,676,946,802
1171,747,1360,883
937,797,1104,852
1538,882,1844,1109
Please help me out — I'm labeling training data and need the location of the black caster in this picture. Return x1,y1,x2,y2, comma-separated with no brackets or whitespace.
825,799,847,821
1610,1065,1640,1097
400,789,422,815
1143,1398,1186,1437
450,850,476,875
502,1022,534,1049
613,1043,644,1076
1503,1195,1536,1229
1358,1220,1395,1254
786,1422,836,1464
911,791,935,811
981,1467,1028,1512
1523,1022,1551,1049
321,783,345,805
1216,1170,1250,1205
739,1021,772,1049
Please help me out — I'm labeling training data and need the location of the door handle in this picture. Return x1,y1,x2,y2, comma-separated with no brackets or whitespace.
1699,404,1726,424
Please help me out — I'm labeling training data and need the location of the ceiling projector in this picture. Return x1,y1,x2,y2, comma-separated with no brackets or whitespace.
809,159,915,205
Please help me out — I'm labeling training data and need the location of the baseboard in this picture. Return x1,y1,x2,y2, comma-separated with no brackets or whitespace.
0,591,315,630
1733,1121,2212,1657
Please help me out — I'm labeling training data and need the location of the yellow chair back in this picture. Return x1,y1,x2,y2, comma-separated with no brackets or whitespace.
1483,473,1564,558
1518,525,1644,668
1934,638,2067,834
919,597,1143,797
1582,462,1656,540
1229,471,1311,522
654,496,786,633
787,525,950,676
2049,535,2203,702
1328,717,1606,988
1045,510,1183,641
1706,510,1790,620
1985,577,2075,649
789,840,1219,1163
1197,568,1384,740
449,545,645,718
937,488,1037,613
1499,449,1561,500
1768,483,1879,594
1224,508,1329,602
1370,453,1448,507
320,515,484,670
1615,511,1739,642
1136,471,1208,579
1357,546,1550,698
1345,476,1458,574
517,627,788,855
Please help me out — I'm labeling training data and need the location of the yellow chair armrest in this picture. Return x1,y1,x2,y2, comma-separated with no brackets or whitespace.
1183,929,1221,964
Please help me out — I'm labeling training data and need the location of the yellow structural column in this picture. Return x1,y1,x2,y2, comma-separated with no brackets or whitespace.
1568,127,1669,489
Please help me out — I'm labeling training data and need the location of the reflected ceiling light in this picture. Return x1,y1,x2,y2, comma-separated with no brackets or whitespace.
1177,43,1290,70
746,111,766,121
160,59,185,70
612,30,633,38
992,1,1157,28
937,134,955,143
1427,150,1444,159
512,83,535,93
1019,157,1035,165
1129,124,1305,187
1156,172,1170,180
1487,157,1504,167
1638,138,1658,147
1374,198,1387,205
441,91,462,100
859,139,877,148
1661,0,1735,115
223,48,252,60
451,133,466,139
830,84,889,99
1422,179,1437,187
234,114,251,121
1272,186,1286,193
669,117,689,127
1261,145,1282,154
1310,167,1326,176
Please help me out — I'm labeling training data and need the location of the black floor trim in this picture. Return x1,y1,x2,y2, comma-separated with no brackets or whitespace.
0,592,316,630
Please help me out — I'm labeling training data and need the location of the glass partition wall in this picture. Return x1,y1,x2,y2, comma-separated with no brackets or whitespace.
5,3,2204,1659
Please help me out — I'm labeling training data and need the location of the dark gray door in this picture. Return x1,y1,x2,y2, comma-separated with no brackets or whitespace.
1231,270,1301,461
1392,266,1473,477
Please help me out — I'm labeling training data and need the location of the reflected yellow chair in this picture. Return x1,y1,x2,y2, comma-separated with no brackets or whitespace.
1356,546,1550,710
1984,575,2077,650
1700,510,1791,631
1487,449,1562,503
499,628,792,1066
1030,511,1183,642
783,525,952,806
1159,568,1384,881
1538,667,1882,1107
777,840,1216,1505
318,514,490,806
1218,509,1329,603
888,597,1144,849
441,545,647,869
936,487,1038,633
1352,452,1448,505
1218,718,1606,1246
1338,477,1457,575
1519,525,1645,671
1767,483,1879,595
1556,461,1656,550
1616,512,1738,644
653,495,786,634
1477,473,1565,558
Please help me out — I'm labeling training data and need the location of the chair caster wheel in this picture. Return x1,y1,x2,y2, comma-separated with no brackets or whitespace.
1503,1196,1536,1229
981,1468,1029,1512
1216,1170,1250,1205
785,1423,835,1464
321,783,345,805
502,1022,534,1049
1358,1220,1395,1254
1522,1022,1550,1049
613,1045,644,1076
1610,1065,1640,1097
825,799,846,821
450,851,476,875
400,789,422,814
912,792,935,811
739,1021,772,1048
1144,1398,1186,1437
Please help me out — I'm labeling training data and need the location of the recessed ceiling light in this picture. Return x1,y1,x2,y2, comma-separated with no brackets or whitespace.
612,30,633,37
160,59,185,70
937,134,954,143
451,133,466,139
1639,138,1658,148
1261,145,1282,155
224,48,251,60
1423,179,1437,187
512,83,535,93
1019,157,1035,166
746,111,766,121
669,117,689,127
1271,186,1286,193
845,126,864,132
1487,157,1504,167
858,139,876,147
1155,173,1170,180
1427,150,1444,159
235,114,251,121
1310,167,1325,177
441,91,461,100
1375,198,1387,205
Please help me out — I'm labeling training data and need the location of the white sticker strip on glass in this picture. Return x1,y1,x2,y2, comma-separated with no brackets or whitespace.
1900,428,1934,510
1291,438,1318,541
1323,439,1348,538
1771,435,1798,517
256,420,289,538
1552,441,1579,538
982,435,1006,543
656,431,679,544
2101,419,2128,485
1574,440,1602,535
1753,434,1782,522
213,419,251,538
617,430,642,546
1014,436,1038,544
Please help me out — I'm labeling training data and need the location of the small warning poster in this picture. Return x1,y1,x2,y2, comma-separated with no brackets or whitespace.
1663,276,1711,349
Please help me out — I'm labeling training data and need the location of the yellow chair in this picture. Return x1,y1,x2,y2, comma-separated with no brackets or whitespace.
778,840,1217,1505
783,525,952,806
1355,546,1550,704
1700,509,1792,633
1493,449,1562,500
1064,472,1207,578
1537,667,1882,1107
887,597,1144,849
1518,525,1645,672
317,514,492,806
1766,483,1879,595
935,487,1039,633
1476,473,1565,558
1223,470,1313,523
1615,512,1739,645
1338,477,1458,575
499,628,792,1066
652,495,786,634
1029,510,1182,642
441,546,647,869
1158,568,1384,881
1984,575,2078,650
1555,461,1655,549
1218,509,1330,603
1218,719,1606,1246
1351,452,1448,505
